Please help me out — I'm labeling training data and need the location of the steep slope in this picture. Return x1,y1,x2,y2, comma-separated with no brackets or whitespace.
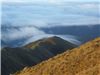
1,36,76,75
1,47,37,75
76,64,100,75
14,37,100,75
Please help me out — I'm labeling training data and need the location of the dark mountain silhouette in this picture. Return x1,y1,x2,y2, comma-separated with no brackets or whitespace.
1,36,77,75
1,24,100,47
1,38,28,48
41,24,100,43
25,36,77,54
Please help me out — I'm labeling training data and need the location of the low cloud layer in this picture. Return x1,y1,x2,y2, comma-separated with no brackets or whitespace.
1,26,81,47
1,2,100,47
2,27,44,42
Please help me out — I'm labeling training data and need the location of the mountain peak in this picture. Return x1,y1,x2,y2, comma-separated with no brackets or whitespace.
2,36,77,75
25,36,76,49
47,36,62,39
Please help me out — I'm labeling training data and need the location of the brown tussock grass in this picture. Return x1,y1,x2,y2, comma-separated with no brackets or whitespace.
14,37,100,75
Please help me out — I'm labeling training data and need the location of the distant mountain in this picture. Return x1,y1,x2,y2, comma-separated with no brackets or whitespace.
1,38,28,48
41,24,100,43
24,36,77,54
2,24,100,48
1,36,77,75
14,37,100,75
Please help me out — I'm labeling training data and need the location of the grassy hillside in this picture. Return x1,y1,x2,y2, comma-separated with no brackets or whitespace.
14,37,100,75
1,36,76,75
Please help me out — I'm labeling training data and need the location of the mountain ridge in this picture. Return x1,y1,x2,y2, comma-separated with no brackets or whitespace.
1,36,77,75
14,37,100,75
2,24,100,47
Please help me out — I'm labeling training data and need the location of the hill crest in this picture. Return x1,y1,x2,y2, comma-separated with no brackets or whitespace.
14,37,100,75
2,36,76,75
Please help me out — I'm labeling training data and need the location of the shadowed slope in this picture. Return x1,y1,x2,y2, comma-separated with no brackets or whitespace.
1,36,76,75
25,36,77,55
14,37,100,75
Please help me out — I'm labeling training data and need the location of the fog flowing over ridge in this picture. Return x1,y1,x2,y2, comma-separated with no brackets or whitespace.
1,24,100,48
1,2,100,47
1,25,82,47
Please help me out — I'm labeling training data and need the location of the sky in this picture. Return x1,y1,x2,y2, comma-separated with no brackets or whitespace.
1,0,100,47
2,0,100,3
2,2,100,27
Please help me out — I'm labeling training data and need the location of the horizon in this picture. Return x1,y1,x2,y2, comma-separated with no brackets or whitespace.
1,1,100,47
1,1,100,75
2,0,100,3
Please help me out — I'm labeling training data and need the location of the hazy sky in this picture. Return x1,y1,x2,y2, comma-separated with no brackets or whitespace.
2,0,100,3
2,2,100,27
1,0,100,47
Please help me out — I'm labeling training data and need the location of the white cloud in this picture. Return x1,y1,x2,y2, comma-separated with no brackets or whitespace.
78,3,100,9
23,34,54,45
2,27,45,42
2,0,100,3
1,1,100,47
23,34,81,46
1,26,81,47
2,2,100,27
